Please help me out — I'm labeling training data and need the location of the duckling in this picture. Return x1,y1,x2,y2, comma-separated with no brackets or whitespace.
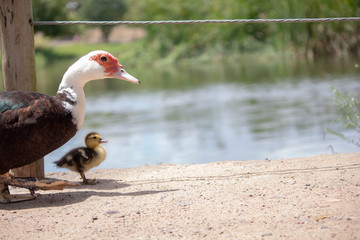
54,132,108,184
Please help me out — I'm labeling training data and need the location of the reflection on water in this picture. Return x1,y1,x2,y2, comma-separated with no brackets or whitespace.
24,55,360,172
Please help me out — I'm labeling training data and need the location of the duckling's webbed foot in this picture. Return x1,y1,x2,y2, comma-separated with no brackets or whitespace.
80,172,97,185
83,178,97,185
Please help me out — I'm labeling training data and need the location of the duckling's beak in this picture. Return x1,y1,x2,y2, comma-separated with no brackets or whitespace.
110,67,141,85
99,138,108,144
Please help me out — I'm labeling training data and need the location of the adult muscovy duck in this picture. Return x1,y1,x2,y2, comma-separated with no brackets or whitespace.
0,50,139,203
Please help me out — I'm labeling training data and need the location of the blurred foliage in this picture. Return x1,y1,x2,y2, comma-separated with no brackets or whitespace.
32,0,78,37
32,0,360,60
327,87,360,147
78,0,127,42
125,0,360,59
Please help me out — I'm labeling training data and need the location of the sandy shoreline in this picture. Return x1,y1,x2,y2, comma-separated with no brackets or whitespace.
1,152,359,239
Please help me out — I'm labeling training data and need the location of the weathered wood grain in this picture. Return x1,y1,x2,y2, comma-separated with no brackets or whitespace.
0,0,44,178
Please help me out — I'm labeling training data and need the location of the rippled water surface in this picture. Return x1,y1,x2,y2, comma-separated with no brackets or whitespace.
33,56,360,172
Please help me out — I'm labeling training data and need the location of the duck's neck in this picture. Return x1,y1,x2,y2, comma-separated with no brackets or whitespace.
56,72,87,130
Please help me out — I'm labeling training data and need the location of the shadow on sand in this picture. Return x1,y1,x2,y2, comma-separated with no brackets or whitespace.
1,178,179,210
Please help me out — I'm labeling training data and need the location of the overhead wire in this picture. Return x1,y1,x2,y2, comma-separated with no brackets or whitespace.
31,17,360,26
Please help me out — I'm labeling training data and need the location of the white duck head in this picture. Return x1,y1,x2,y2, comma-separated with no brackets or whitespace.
57,50,140,129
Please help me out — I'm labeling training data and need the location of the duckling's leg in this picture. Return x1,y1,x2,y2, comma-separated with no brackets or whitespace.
80,172,97,185
0,173,36,203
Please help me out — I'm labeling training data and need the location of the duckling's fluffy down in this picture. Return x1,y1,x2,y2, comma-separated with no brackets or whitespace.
54,146,106,173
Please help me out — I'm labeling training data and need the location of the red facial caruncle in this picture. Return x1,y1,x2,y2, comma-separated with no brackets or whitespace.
90,53,123,76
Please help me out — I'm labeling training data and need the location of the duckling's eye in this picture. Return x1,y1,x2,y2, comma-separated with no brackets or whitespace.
100,56,107,62
93,136,97,139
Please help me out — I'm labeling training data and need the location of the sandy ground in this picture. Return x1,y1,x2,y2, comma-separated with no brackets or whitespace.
0,152,359,239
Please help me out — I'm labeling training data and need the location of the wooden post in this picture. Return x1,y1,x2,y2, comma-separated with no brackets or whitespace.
0,0,44,178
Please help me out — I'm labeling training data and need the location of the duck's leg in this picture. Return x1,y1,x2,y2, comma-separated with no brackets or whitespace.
0,173,36,203
80,172,97,185
0,173,80,203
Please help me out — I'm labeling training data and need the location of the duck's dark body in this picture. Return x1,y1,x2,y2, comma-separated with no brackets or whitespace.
0,91,77,174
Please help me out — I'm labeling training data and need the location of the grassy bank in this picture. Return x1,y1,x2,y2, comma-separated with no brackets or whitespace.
35,37,299,69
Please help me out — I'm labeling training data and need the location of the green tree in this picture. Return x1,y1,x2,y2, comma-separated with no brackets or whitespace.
79,0,127,42
32,0,76,37
127,0,360,59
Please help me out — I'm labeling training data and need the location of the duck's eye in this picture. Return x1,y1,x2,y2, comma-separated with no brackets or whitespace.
100,56,107,62
93,136,97,139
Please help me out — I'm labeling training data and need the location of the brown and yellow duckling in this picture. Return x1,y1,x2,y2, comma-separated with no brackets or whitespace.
54,132,108,184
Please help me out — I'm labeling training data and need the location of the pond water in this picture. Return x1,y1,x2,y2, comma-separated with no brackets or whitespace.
23,55,360,172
